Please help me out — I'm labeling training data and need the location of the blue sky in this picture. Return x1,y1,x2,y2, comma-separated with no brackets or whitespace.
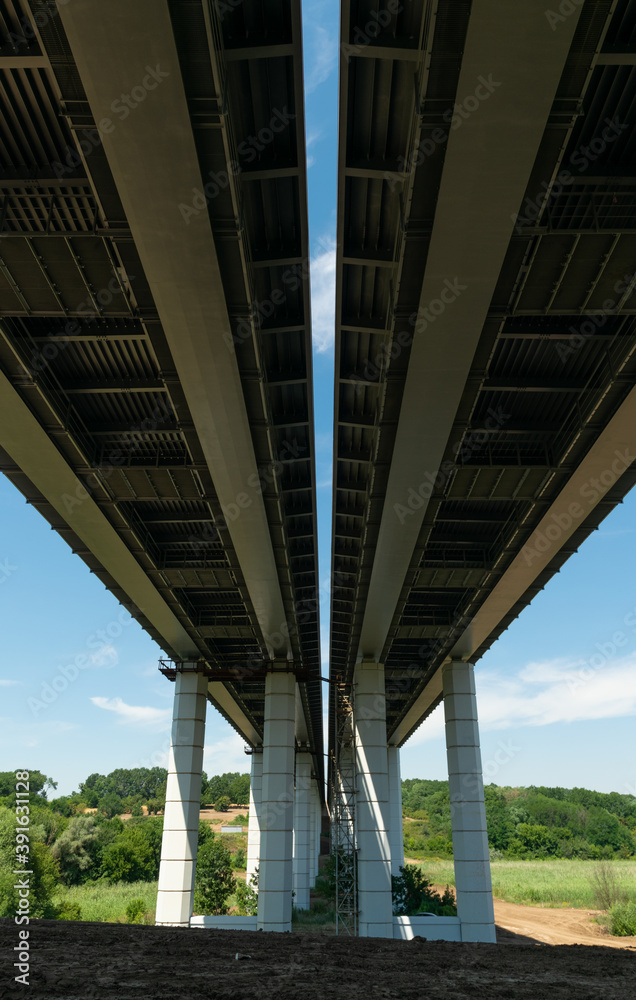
1,0,635,800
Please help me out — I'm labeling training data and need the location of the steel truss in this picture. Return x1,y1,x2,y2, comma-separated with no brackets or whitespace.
332,684,358,935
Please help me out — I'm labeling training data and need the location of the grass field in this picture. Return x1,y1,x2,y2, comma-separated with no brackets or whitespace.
54,880,159,923
54,870,249,923
407,857,636,908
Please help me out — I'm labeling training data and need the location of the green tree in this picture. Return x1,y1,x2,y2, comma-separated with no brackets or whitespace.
50,815,101,885
0,807,59,918
193,836,236,915
80,767,168,801
101,826,156,883
99,793,124,819
214,795,231,813
228,774,250,806
235,877,258,915
392,864,456,916
0,771,57,804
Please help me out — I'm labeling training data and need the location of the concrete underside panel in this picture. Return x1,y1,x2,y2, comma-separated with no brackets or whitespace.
357,0,582,661
58,0,289,657
0,368,197,659
392,385,636,743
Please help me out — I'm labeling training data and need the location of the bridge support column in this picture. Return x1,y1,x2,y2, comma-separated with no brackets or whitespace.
443,659,496,943
257,670,295,931
308,778,316,888
246,751,262,888
315,785,322,881
354,660,393,938
155,665,207,926
387,746,404,876
309,781,320,886
293,751,312,910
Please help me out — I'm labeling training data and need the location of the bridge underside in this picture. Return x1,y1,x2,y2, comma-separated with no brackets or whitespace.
1,0,635,938
328,0,636,939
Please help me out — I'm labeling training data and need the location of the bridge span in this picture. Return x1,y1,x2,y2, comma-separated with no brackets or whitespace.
0,0,635,940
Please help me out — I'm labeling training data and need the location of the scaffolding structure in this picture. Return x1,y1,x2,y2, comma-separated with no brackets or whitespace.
332,685,358,936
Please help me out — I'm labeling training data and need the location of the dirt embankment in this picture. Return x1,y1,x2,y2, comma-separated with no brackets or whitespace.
493,897,636,948
2,919,635,1000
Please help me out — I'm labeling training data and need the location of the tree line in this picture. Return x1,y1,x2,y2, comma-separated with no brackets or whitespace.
0,767,251,819
0,767,252,921
402,779,636,859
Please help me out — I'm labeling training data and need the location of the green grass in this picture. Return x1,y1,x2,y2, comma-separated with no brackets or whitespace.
216,831,247,851
405,858,636,909
224,814,249,826
53,880,158,923
292,901,336,935
56,863,251,923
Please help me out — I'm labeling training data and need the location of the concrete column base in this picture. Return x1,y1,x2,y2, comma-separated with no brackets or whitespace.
387,746,404,876
443,660,496,944
257,670,296,932
293,752,311,909
246,752,262,887
155,667,207,927
354,660,393,939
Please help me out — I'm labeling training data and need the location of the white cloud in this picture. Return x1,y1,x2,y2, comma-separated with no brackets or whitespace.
305,25,337,94
90,696,171,729
410,651,636,744
0,679,20,686
203,732,250,774
88,644,118,669
311,240,336,353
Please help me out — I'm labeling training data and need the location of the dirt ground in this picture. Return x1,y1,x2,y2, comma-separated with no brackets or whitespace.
423,885,636,950
2,918,635,1000
493,897,636,949
198,805,247,829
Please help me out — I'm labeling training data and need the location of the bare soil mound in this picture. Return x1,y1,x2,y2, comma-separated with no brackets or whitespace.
2,919,634,999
